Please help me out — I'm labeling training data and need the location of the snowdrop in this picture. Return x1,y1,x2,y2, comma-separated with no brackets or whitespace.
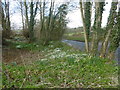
48,45,54,48
81,54,87,56
61,62,67,66
74,59,80,63
49,51,67,59
41,58,48,61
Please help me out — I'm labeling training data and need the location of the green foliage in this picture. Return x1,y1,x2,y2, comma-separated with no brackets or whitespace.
84,2,91,37
22,30,29,40
109,9,120,52
64,31,85,42
106,2,118,29
2,41,118,88
91,1,105,55
11,41,39,50
39,3,68,45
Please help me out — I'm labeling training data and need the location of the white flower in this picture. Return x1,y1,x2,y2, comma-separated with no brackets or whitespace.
81,54,87,56
41,58,48,61
74,59,80,63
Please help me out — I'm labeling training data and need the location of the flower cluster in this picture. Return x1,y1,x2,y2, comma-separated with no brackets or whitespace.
40,47,89,62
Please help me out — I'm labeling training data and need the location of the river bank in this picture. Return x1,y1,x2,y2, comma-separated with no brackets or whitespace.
62,39,120,62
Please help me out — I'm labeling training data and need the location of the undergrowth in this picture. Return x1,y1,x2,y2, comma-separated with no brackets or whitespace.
2,40,118,88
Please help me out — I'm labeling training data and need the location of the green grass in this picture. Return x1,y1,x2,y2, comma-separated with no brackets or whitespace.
64,33,85,42
2,40,118,88
5,39,48,51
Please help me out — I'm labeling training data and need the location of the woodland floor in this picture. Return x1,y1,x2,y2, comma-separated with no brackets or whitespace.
2,48,43,65
2,37,119,88
2,38,44,65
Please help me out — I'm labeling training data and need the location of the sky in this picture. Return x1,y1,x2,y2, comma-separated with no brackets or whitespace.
67,0,112,28
9,0,114,29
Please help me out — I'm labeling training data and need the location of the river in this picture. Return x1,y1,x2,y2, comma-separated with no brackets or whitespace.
62,39,120,63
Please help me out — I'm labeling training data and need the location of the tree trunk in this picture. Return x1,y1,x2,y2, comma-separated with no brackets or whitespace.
1,5,6,31
20,2,25,30
100,1,118,58
29,1,38,42
29,1,34,42
46,0,55,43
108,6,120,59
2,0,11,39
91,2,104,55
79,1,89,53
5,0,11,31
100,29,112,57
24,0,29,29
0,1,2,25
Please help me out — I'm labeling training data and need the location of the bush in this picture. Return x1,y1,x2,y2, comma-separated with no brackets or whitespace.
2,30,13,45
22,29,29,39
2,30,12,39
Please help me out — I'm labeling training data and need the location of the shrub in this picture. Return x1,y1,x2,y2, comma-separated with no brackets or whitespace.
22,29,29,39
2,30,12,39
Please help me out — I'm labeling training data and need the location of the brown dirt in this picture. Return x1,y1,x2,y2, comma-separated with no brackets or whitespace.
2,47,43,65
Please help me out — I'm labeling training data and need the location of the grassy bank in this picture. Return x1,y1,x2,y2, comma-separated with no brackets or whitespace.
2,40,118,88
64,32,85,42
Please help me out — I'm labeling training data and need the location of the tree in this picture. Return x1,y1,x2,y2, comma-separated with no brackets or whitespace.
1,2,6,31
22,0,39,42
2,0,11,39
24,0,29,29
90,1,105,55
38,0,46,44
0,1,2,25
5,0,11,31
29,0,39,42
16,1,25,31
79,0,91,53
43,0,55,45
20,2,25,31
38,1,68,45
50,4,68,41
100,1,118,58
107,5,120,59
